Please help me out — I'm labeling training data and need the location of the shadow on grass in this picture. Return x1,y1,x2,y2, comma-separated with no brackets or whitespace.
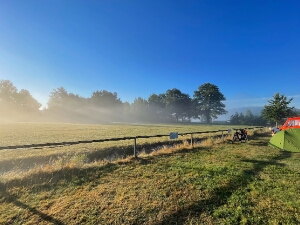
0,145,135,173
0,159,150,224
0,182,65,225
0,144,152,173
154,150,292,225
249,132,272,139
248,141,269,147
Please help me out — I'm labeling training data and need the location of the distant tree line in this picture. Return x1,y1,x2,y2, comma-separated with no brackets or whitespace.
229,93,299,126
44,83,227,123
0,79,228,123
229,110,268,126
0,80,41,121
1,79,298,125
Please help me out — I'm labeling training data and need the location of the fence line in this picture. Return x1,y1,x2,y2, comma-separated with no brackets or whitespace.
0,126,264,154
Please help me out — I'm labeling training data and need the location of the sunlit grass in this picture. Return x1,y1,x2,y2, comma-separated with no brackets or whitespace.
0,124,278,224
1,130,300,224
0,122,250,146
0,122,258,174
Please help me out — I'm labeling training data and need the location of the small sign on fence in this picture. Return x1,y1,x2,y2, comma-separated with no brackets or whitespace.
170,132,178,139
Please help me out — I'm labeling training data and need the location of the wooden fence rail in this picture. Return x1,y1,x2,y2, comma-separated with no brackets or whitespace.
0,127,264,157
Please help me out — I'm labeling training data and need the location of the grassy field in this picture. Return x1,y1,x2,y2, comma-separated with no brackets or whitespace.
0,122,246,146
0,122,253,175
1,123,300,224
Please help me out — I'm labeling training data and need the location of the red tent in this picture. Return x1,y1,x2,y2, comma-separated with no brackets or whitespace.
280,117,300,130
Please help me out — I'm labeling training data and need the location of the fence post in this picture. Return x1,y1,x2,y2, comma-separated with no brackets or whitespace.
133,137,137,158
222,131,224,142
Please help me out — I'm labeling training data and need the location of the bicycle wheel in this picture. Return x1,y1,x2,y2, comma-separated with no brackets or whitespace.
232,135,238,143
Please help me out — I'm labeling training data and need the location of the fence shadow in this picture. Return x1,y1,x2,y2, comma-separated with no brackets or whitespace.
153,150,292,225
0,159,142,224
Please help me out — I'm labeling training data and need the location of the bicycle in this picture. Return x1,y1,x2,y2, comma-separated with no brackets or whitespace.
232,129,248,143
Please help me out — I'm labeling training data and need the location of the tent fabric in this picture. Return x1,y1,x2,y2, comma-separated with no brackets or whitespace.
269,129,300,152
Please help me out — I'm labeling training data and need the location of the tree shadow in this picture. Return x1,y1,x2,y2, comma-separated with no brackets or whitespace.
154,150,292,225
248,141,269,147
0,158,151,224
0,144,150,173
0,182,65,225
248,132,271,140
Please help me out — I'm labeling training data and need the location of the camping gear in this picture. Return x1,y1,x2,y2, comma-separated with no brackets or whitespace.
279,117,300,130
269,117,300,152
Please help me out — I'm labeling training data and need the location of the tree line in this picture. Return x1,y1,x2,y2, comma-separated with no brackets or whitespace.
229,110,268,126
1,79,298,125
0,80,227,123
229,93,299,126
0,80,41,121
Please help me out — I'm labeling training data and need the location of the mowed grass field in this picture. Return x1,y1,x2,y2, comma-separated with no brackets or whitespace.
0,122,249,175
0,122,243,146
2,123,299,224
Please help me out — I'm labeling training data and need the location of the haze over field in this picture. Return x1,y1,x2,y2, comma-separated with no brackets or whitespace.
1,0,300,113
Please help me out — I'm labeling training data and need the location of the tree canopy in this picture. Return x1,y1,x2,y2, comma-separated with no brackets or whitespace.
165,88,191,122
261,93,295,126
0,80,41,121
8,79,297,126
193,83,227,123
229,110,268,126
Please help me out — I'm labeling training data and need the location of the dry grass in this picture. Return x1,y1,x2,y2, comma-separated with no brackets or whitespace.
0,122,257,174
1,130,300,224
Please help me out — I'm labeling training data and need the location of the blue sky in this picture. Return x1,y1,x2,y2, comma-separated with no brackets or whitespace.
1,0,300,110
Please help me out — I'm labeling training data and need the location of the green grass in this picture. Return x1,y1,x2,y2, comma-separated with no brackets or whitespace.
0,122,244,146
1,128,300,224
0,122,254,175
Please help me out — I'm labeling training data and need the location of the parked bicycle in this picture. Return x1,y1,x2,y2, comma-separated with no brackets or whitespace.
232,129,248,143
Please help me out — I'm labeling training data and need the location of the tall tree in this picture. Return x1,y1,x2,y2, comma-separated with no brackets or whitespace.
262,93,294,127
193,83,227,123
47,87,69,109
89,90,123,122
244,109,255,125
148,93,167,122
165,88,192,122
0,80,18,105
16,89,41,111
90,90,122,108
0,80,41,121
130,97,149,122
123,101,132,121
230,112,242,125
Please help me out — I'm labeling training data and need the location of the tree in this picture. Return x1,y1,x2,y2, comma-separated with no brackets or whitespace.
148,93,167,122
193,83,227,123
229,110,268,126
262,93,294,127
165,88,192,122
0,80,18,105
16,89,41,111
90,90,122,108
0,80,41,121
47,87,69,109
130,97,149,122
230,112,242,125
89,90,123,122
244,109,255,125
123,101,132,121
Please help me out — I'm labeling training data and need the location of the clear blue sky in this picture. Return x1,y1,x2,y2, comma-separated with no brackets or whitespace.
1,0,300,110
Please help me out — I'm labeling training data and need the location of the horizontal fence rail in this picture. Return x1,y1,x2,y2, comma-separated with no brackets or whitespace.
0,127,264,154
